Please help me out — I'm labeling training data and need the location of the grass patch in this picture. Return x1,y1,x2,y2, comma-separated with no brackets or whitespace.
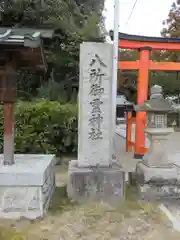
0,227,25,240
54,164,68,175
125,182,139,200
49,186,78,214
123,182,165,222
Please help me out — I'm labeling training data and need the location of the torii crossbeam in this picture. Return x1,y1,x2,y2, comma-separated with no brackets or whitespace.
110,30,180,159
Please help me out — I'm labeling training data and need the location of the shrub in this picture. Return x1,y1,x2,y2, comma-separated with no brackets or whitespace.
0,100,78,156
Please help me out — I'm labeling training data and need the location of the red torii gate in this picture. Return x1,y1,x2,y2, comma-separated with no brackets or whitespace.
110,31,180,159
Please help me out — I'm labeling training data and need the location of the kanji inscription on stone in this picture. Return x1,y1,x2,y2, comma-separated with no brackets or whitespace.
78,42,113,167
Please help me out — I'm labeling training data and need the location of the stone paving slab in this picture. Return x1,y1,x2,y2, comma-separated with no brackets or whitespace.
159,200,180,232
113,130,141,173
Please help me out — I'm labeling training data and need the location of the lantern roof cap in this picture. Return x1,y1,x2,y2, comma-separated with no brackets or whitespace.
134,98,175,112
134,85,177,113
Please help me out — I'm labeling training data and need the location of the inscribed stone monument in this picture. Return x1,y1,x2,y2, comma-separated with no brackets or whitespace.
67,42,124,202
78,42,113,167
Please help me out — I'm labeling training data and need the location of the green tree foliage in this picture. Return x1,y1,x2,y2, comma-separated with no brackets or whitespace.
149,71,180,97
0,0,105,100
161,0,180,79
161,0,180,38
158,0,180,96
117,50,137,102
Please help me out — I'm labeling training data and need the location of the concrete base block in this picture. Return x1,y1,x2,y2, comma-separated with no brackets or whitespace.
67,160,125,203
136,162,180,185
0,154,56,220
136,162,180,200
139,184,180,200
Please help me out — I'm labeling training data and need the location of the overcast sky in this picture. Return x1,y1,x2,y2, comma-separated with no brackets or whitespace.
104,0,174,36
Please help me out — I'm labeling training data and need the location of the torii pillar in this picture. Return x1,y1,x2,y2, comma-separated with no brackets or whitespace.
135,47,151,158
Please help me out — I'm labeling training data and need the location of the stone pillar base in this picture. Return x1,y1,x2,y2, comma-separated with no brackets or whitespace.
136,162,180,200
67,160,125,203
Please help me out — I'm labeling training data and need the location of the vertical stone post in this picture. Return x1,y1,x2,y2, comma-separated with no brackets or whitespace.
67,42,124,202
78,42,113,167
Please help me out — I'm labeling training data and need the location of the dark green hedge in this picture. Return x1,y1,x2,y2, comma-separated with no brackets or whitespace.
0,100,78,156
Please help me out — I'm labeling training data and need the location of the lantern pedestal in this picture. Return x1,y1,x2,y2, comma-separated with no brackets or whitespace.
142,127,174,167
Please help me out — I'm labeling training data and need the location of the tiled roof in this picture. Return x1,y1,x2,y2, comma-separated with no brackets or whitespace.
0,28,55,47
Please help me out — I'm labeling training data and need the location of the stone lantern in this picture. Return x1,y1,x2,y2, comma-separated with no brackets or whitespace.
134,85,180,200
135,85,174,167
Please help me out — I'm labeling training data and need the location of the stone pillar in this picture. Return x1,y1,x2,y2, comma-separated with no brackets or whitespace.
78,42,113,167
67,42,124,202
135,85,180,200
